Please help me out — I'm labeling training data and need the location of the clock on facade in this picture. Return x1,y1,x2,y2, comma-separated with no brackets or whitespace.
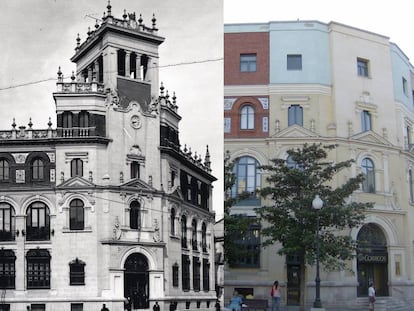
130,115,141,129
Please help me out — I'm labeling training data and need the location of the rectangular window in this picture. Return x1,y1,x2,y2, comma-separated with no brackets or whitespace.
202,259,210,291
172,264,179,287
232,222,261,268
31,305,46,311
27,260,50,289
357,58,369,77
193,257,200,291
403,77,408,95
182,255,190,291
71,303,83,311
240,54,257,72
131,162,140,179
287,54,302,70
288,105,303,126
361,110,372,132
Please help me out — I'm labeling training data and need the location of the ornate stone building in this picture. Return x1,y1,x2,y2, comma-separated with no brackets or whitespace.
0,3,217,311
224,20,414,310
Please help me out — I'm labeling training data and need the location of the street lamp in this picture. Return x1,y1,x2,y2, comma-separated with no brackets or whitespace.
312,194,323,309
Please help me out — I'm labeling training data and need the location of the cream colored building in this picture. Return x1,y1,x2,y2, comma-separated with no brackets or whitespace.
224,21,414,310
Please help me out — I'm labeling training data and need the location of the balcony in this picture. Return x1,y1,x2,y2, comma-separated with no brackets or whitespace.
57,127,96,138
56,81,105,94
26,226,50,241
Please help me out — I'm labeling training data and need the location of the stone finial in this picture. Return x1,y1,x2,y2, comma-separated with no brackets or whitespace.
48,117,52,128
87,26,91,37
204,145,211,168
138,14,143,25
160,82,164,96
76,33,81,50
106,0,112,16
28,118,33,129
152,14,157,29
57,66,63,81
11,118,16,129
166,90,169,100
183,144,187,153
95,20,99,29
123,9,127,20
71,71,76,81
172,92,176,105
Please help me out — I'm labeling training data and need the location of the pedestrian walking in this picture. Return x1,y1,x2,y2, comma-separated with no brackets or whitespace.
270,280,282,311
368,282,376,311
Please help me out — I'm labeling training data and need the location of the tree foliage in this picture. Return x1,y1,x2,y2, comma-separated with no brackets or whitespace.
257,143,372,270
224,152,255,266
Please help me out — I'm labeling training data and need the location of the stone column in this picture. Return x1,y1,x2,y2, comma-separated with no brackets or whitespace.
87,65,93,83
145,56,152,81
136,53,142,80
94,59,100,82
125,51,131,78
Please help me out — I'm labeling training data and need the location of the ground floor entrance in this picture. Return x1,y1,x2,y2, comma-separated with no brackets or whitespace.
124,253,150,310
356,223,389,297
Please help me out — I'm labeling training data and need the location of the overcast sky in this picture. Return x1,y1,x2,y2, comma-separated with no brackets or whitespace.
224,0,414,62
0,0,224,218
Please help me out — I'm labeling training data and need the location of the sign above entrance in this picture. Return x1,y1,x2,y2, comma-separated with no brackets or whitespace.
357,253,387,263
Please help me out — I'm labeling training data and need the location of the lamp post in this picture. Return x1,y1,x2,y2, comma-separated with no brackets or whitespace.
312,194,323,309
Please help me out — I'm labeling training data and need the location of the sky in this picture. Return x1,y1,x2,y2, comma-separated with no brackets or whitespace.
0,0,224,217
224,0,414,62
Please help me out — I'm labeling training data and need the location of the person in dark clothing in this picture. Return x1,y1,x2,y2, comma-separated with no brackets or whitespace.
101,303,109,311
153,301,160,311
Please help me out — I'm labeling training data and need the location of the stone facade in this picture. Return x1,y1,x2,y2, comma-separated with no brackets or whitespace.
224,20,414,310
0,3,216,311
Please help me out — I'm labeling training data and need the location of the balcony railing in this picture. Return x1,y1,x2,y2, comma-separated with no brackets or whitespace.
56,82,105,94
26,226,50,241
57,127,96,138
0,230,15,241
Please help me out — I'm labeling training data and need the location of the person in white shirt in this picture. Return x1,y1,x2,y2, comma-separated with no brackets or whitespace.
368,282,376,311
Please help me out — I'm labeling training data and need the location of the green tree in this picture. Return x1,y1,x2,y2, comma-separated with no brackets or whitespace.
257,144,372,310
224,152,255,266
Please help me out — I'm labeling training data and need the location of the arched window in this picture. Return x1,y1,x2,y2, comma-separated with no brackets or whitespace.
286,155,302,170
69,258,85,285
288,105,303,126
231,156,261,198
170,208,176,235
0,203,16,241
191,219,198,251
71,159,83,177
181,215,187,249
0,159,9,181
201,223,207,252
26,202,50,241
362,158,375,193
240,105,255,130
26,249,51,289
130,201,141,230
70,199,84,230
31,158,44,180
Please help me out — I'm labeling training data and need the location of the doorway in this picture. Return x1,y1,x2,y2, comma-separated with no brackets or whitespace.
357,223,389,297
124,253,150,309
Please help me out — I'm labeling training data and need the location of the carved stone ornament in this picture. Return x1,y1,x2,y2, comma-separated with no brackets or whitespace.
153,219,160,242
113,216,122,240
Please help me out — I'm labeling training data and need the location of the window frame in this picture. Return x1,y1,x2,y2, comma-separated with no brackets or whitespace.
0,203,15,241
0,159,9,181
31,158,45,181
202,258,210,291
182,255,190,291
240,105,255,130
231,156,261,198
288,105,303,126
287,54,302,71
172,263,179,287
361,110,372,132
192,256,200,292
26,249,51,289
26,202,50,241
181,215,187,249
130,161,140,179
69,199,85,231
129,201,141,230
0,249,16,289
357,58,369,77
70,158,83,177
232,222,261,268
361,158,375,193
240,54,257,72
69,258,86,286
